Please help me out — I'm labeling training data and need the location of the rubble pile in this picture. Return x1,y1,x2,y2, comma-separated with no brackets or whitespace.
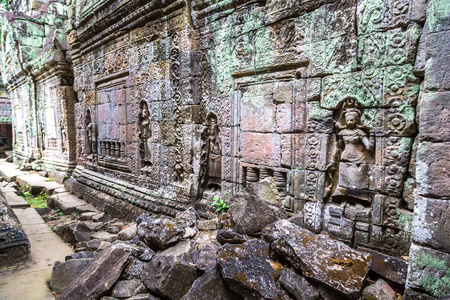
47,180,406,300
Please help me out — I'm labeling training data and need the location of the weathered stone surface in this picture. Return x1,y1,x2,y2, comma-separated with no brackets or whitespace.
229,186,285,235
114,242,155,262
416,142,450,197
197,219,217,230
120,258,145,280
0,197,30,268
176,207,199,227
419,92,450,142
111,279,147,299
181,266,242,300
92,212,112,223
55,221,93,246
216,230,248,245
156,239,192,257
90,231,117,242
137,215,186,250
262,220,371,299
406,244,450,299
413,197,450,252
217,240,277,299
191,243,218,271
47,192,87,214
58,246,131,300
140,255,197,300
128,294,160,300
65,251,96,261
361,279,397,300
357,247,408,285
118,223,137,240
50,258,92,294
279,269,319,300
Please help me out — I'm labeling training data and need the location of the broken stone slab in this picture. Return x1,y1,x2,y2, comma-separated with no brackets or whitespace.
90,231,117,242
79,212,97,221
141,255,198,300
156,239,192,257
279,268,319,300
361,279,397,300
197,219,217,230
120,257,145,280
181,266,242,300
107,221,125,234
191,243,218,271
92,212,112,222
114,242,155,262
76,203,100,213
0,198,30,267
184,227,198,239
137,215,186,250
358,247,408,285
65,251,96,261
110,279,147,299
58,246,131,300
47,192,87,214
176,207,199,227
217,239,277,299
262,220,372,299
17,174,61,195
2,190,30,208
54,221,93,246
50,258,93,294
216,230,248,245
0,162,24,182
128,294,160,300
229,184,286,235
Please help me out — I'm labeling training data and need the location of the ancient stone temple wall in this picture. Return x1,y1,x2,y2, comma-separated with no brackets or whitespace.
1,0,77,179
1,0,449,297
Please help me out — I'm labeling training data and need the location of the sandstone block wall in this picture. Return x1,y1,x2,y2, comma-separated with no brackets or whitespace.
1,0,77,178
1,0,449,297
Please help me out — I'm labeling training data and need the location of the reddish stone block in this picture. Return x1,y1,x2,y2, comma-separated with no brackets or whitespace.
239,132,281,167
240,95,276,132
276,103,292,133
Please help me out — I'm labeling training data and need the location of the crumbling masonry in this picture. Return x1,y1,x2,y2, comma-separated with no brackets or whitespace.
1,0,449,298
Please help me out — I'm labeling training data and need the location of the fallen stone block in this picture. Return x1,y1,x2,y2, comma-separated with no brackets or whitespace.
217,239,277,299
137,215,186,249
0,199,30,267
55,221,93,246
111,279,147,298
50,258,92,294
229,184,286,235
362,279,397,300
191,243,218,271
358,247,408,285
141,255,197,300
181,266,241,300
197,219,217,230
58,246,130,300
176,207,199,227
279,268,319,300
262,220,371,299
216,230,248,245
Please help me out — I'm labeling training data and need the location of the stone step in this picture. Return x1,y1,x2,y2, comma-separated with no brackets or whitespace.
17,174,62,196
47,192,88,215
1,190,30,208
0,161,26,182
